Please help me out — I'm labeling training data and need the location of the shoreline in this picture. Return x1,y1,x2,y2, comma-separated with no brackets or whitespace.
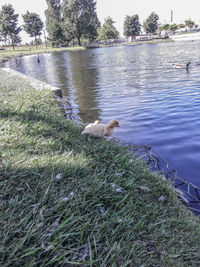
85,38,173,49
0,45,86,65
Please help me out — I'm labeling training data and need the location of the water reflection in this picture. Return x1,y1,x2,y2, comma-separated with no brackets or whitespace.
4,51,101,121
67,50,101,121
47,52,71,98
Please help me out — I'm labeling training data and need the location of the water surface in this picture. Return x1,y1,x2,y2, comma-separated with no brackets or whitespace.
4,41,200,186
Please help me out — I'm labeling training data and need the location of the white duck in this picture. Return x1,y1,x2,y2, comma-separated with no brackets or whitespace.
81,119,120,137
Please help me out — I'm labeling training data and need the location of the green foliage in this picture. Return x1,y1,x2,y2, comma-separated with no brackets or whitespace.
45,0,64,46
170,23,178,32
123,14,140,39
185,19,195,29
62,0,100,46
158,23,170,31
143,12,159,35
22,11,44,43
178,23,186,29
159,23,187,33
97,17,119,42
30,37,43,46
0,4,21,48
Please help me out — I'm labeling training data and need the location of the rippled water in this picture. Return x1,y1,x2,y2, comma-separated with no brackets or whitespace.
3,41,200,186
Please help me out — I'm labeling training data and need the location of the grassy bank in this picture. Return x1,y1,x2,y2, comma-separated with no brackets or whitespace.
1,68,200,266
0,45,85,64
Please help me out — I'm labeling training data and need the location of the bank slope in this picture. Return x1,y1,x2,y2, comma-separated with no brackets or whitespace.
0,69,200,266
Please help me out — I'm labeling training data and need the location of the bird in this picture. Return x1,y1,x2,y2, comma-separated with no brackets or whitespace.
81,119,120,137
172,61,191,69
84,120,100,129
36,55,40,63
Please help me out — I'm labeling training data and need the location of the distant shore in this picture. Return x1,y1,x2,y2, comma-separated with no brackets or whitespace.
0,45,86,64
86,37,173,48
171,31,200,41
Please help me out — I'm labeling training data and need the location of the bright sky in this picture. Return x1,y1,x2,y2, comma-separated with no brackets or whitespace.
1,0,200,42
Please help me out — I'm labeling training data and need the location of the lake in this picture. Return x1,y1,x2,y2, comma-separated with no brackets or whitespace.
3,41,200,187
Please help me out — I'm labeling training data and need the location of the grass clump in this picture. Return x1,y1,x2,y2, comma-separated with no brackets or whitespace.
1,68,200,266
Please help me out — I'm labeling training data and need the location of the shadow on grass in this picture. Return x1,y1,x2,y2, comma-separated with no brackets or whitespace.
0,107,70,131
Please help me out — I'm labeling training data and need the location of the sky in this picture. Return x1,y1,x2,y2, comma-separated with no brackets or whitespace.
1,0,200,43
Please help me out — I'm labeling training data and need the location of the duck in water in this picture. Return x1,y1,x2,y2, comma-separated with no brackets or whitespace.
172,61,191,70
36,55,40,63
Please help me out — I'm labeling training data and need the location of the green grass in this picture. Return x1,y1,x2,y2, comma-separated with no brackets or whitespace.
0,45,85,63
1,68,200,266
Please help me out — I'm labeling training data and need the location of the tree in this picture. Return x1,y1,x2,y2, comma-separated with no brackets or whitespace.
185,19,195,29
0,4,21,49
45,0,64,46
123,15,140,40
143,12,159,35
178,23,185,29
22,11,44,45
97,17,119,42
158,23,170,31
11,34,22,46
62,0,100,46
169,23,178,33
158,24,170,36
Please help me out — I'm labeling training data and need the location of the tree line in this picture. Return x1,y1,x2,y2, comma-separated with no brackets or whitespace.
0,4,44,49
0,0,197,49
158,19,196,33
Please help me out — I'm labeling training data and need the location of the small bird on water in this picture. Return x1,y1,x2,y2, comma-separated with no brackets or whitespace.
81,119,120,137
37,55,40,63
172,61,191,70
